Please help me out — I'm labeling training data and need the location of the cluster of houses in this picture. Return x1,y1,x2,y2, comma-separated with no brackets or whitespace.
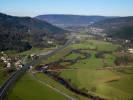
0,51,23,70
0,52,11,68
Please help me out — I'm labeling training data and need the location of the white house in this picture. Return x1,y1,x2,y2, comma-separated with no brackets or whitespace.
7,62,11,68
47,40,53,44
125,40,130,43
128,48,133,53
19,65,23,68
30,66,33,69
1,56,6,61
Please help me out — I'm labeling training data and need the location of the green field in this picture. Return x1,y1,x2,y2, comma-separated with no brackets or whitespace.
35,73,87,100
65,53,84,60
71,39,120,52
8,73,68,100
59,39,133,99
8,72,87,100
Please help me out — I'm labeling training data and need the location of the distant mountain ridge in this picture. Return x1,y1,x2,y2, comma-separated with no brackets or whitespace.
92,16,133,29
0,13,67,51
35,14,111,27
92,16,133,40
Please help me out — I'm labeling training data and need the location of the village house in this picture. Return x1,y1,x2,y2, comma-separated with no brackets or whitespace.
47,40,53,44
1,56,6,61
7,62,11,68
125,40,130,43
15,60,23,69
18,65,23,68
128,48,133,54
30,66,33,69
1,56,8,64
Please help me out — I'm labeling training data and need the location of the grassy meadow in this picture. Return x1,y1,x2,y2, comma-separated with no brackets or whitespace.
59,39,133,99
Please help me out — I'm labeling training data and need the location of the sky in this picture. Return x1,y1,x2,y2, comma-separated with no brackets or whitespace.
0,0,133,17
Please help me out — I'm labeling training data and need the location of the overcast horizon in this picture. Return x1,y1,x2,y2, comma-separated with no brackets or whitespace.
0,0,133,17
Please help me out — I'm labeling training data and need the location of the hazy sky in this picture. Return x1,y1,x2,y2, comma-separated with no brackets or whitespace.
0,0,133,17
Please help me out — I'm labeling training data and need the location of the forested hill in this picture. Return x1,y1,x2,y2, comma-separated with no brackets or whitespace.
0,13,67,51
35,14,110,27
92,16,133,40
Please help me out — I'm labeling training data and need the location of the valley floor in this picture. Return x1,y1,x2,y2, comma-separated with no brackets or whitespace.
5,34,133,100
